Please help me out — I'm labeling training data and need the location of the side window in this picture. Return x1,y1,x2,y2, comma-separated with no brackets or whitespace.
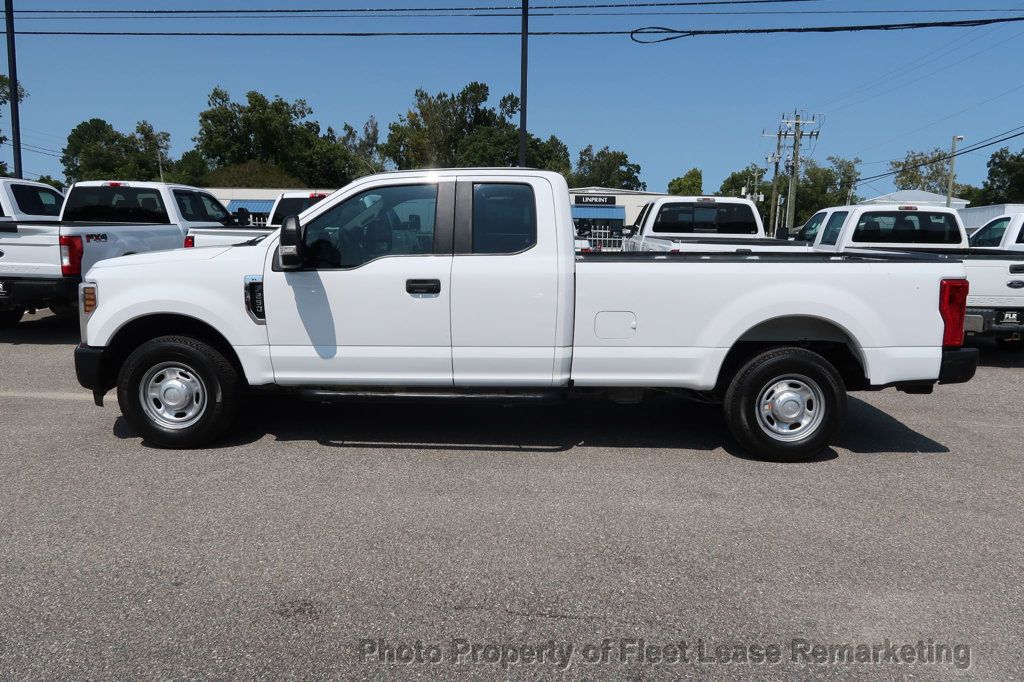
1018,222,1024,244
819,211,849,246
970,218,1010,247
472,183,537,254
302,184,437,269
800,212,827,241
174,191,199,222
198,193,232,225
10,184,63,217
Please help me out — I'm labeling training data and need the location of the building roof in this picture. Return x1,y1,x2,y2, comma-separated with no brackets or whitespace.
860,189,969,208
570,186,666,196
227,199,275,214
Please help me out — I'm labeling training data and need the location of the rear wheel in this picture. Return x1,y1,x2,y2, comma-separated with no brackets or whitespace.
117,335,241,448
0,307,25,328
723,347,846,462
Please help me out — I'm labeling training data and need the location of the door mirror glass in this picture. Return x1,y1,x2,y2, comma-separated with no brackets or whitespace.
621,226,634,238
278,215,305,270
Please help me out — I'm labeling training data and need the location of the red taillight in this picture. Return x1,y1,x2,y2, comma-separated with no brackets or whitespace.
184,235,195,248
59,235,83,276
940,278,969,348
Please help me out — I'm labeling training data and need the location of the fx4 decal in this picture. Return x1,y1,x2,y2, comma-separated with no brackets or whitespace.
85,234,108,243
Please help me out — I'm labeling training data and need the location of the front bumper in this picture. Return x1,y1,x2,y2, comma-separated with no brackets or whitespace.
965,307,1024,339
0,276,80,310
938,347,979,385
74,344,108,406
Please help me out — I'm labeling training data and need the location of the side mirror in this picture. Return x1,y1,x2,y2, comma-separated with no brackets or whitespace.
621,226,635,238
232,207,251,226
278,215,305,270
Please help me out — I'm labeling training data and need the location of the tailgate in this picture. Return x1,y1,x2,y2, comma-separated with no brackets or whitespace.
965,260,1024,308
0,223,61,278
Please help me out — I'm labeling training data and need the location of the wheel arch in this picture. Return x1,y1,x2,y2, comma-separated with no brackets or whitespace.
100,313,246,390
715,315,869,392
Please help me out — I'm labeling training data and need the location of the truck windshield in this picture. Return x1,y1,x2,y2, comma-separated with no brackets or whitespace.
270,196,327,226
63,187,170,224
652,202,758,235
851,212,961,244
10,184,63,217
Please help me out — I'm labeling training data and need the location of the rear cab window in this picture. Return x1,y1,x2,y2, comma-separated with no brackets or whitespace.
818,211,849,246
64,186,170,223
851,211,962,245
10,184,63,217
652,201,758,235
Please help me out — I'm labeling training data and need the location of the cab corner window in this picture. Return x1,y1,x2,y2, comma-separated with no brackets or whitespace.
819,211,848,246
472,183,537,254
302,184,437,269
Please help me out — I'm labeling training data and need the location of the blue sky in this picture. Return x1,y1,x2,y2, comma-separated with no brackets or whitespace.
3,0,1024,197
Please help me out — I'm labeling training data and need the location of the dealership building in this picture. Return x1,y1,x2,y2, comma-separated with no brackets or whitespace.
569,187,668,249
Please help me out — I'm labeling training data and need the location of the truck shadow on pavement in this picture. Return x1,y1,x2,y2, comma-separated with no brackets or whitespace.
0,312,79,345
114,393,949,460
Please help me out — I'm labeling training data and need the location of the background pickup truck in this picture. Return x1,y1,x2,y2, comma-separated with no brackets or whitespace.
805,204,1024,350
969,212,1024,251
75,169,977,462
185,191,330,248
0,180,238,327
621,196,810,253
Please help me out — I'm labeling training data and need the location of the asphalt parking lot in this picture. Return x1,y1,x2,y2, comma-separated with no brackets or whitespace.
0,311,1021,679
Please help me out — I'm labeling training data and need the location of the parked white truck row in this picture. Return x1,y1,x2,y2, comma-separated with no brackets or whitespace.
70,169,980,463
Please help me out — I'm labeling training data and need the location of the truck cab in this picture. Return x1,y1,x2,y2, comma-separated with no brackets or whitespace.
969,213,1024,251
0,178,64,224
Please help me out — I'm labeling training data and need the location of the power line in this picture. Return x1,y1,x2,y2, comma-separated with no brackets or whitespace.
17,15,1024,39
630,15,1024,42
855,128,1024,186
10,0,821,14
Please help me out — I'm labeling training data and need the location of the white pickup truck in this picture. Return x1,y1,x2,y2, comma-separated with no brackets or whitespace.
804,204,1024,350
74,169,977,461
0,180,238,326
969,212,1024,251
185,191,331,248
621,196,806,253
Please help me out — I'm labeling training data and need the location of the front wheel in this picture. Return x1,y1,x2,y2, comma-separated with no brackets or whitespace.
117,335,241,448
723,347,846,462
0,307,25,328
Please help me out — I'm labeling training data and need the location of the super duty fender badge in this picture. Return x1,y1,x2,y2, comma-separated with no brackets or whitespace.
85,233,108,243
1008,280,1024,289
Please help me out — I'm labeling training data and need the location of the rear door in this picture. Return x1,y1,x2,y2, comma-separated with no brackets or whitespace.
449,174,560,386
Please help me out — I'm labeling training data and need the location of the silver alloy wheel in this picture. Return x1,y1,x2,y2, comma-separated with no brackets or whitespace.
139,361,208,430
755,373,826,442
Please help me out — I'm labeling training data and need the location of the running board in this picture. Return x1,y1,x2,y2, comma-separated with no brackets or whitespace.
300,389,564,404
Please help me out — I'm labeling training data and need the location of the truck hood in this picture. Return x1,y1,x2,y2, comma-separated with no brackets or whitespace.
87,245,232,271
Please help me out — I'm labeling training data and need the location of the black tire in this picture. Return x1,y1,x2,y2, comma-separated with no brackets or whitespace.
0,307,25,328
723,347,846,462
994,338,1024,352
117,335,241,448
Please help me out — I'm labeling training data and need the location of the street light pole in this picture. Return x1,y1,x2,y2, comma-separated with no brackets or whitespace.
5,0,23,179
518,0,528,167
946,134,964,208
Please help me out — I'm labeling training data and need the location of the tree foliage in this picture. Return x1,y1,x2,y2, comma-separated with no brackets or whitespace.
668,168,702,195
204,160,303,188
890,148,949,195
970,147,1024,205
61,118,171,183
571,145,645,190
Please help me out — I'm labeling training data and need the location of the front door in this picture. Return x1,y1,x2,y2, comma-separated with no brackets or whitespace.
263,178,455,386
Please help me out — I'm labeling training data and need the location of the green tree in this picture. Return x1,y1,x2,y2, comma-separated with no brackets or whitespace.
33,174,64,190
668,168,702,195
570,145,645,190
61,118,172,183
890,148,949,194
204,160,303,188
973,147,1024,204
795,155,861,224
718,164,772,223
193,87,361,187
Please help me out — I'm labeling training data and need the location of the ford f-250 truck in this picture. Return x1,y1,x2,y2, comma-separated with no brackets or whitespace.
0,180,238,326
74,169,977,461
621,196,808,253
805,204,1024,350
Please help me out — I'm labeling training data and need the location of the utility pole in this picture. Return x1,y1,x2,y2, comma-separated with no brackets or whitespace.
764,126,784,235
5,0,23,179
517,0,529,167
780,111,821,234
946,134,964,207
